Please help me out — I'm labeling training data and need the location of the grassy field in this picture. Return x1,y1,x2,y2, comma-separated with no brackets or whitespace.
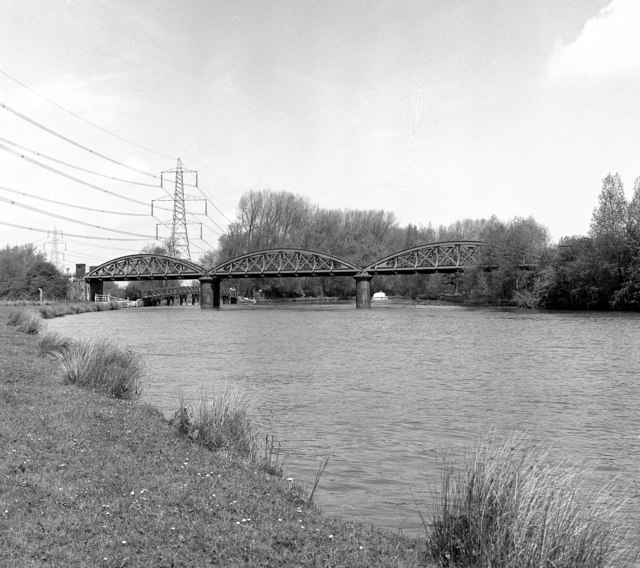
0,306,424,568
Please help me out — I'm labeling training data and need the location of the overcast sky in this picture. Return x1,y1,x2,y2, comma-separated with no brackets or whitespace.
1,0,639,270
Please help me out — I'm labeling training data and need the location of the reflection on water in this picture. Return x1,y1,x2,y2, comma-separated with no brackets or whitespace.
47,302,640,535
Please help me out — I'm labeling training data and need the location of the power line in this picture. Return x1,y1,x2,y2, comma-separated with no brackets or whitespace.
0,69,177,161
0,136,159,187
0,220,157,241
0,141,171,210
0,101,160,179
0,195,158,238
196,184,234,224
0,185,152,217
64,237,140,253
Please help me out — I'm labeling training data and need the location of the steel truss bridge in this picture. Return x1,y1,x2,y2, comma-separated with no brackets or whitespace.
84,241,534,309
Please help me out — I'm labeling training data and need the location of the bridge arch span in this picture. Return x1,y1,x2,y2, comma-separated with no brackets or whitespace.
363,240,485,275
85,254,205,281
207,248,361,278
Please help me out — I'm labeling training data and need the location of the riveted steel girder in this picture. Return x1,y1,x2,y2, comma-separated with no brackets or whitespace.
363,241,484,275
208,249,361,278
85,254,205,281
142,285,200,299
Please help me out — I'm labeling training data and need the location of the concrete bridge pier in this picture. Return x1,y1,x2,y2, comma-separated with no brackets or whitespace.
89,280,103,302
200,277,221,309
354,273,373,309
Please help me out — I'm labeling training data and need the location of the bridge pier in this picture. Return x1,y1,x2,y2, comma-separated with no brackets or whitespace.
200,277,221,309
89,280,103,302
354,273,373,309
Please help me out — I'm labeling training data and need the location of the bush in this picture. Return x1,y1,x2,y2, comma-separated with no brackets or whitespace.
425,432,636,568
56,339,144,400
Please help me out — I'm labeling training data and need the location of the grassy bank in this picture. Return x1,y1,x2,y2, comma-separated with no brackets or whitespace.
0,307,423,568
0,300,125,318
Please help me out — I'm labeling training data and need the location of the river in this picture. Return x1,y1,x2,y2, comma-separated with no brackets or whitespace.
46,301,640,536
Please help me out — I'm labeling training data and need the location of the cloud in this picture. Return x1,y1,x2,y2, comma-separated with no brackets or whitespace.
548,0,640,81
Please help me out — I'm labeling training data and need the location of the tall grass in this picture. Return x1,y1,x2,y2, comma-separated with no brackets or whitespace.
38,331,72,356
425,432,636,568
174,385,260,458
56,339,144,400
39,301,123,319
6,308,43,334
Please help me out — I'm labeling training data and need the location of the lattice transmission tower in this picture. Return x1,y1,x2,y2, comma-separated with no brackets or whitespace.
44,226,66,269
152,158,205,260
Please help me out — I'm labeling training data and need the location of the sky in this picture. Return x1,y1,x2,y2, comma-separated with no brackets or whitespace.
1,0,640,271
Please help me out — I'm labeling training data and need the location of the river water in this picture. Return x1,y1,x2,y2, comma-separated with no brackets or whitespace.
46,302,640,536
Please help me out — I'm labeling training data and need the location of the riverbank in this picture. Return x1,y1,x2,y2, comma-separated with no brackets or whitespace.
0,306,424,567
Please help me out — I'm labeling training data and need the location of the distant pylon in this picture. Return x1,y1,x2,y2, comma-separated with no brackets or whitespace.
153,158,205,260
46,226,65,268
169,159,190,259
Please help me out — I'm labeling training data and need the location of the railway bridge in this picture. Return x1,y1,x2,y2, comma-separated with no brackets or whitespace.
84,241,534,309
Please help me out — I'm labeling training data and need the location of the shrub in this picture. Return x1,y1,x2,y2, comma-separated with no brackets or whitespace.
425,432,636,568
56,339,144,400
174,385,260,458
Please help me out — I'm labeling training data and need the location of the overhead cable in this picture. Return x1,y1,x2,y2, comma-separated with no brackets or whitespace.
0,69,177,161
197,185,234,224
0,195,158,238
0,220,157,241
0,136,159,187
0,185,151,217
0,101,160,179
63,237,140,253
0,142,171,210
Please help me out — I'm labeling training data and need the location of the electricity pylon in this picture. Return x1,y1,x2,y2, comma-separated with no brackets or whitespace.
45,226,65,268
152,158,205,260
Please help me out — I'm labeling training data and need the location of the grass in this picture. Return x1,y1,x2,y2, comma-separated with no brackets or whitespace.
172,387,288,478
55,338,144,400
39,301,123,319
174,386,260,457
6,307,43,334
37,330,73,356
424,432,637,568
0,305,423,567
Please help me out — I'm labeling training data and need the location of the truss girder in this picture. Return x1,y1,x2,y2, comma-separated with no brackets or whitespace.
143,286,200,299
208,249,361,278
363,241,484,275
85,242,535,283
86,254,205,281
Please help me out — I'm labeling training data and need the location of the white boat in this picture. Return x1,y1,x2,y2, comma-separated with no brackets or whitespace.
372,291,389,301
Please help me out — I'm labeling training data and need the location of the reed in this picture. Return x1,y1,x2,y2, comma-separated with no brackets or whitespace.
177,385,260,458
55,339,144,400
425,432,636,568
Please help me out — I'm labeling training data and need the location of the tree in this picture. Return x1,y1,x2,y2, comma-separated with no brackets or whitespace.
0,245,69,300
199,250,219,270
590,173,628,262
